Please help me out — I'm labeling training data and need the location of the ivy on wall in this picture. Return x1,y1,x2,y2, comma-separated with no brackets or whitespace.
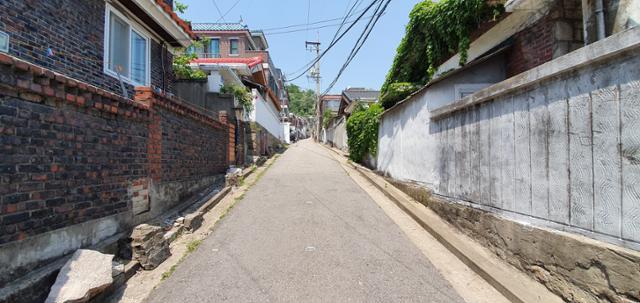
346,104,384,163
221,84,254,113
380,0,504,108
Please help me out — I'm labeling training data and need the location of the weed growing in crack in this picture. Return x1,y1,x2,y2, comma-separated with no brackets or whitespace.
186,239,202,253
161,264,177,281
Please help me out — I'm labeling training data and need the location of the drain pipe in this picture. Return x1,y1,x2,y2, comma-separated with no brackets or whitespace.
595,0,606,40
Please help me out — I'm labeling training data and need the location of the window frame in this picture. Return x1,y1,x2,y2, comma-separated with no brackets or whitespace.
103,4,151,87
229,38,240,56
209,38,221,57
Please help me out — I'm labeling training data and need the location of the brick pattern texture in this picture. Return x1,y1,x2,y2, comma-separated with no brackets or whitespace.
0,0,175,97
0,54,229,246
506,0,583,77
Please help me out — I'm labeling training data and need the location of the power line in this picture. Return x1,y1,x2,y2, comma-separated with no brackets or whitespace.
216,0,243,23
260,8,368,32
322,0,391,95
210,0,226,22
329,0,362,45
263,13,385,36
285,0,383,81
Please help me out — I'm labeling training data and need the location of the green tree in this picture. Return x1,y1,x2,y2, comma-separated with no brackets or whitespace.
287,84,316,117
174,1,188,14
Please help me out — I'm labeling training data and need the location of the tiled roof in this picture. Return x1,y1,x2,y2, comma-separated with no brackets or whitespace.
342,88,380,102
191,57,263,68
192,23,248,31
153,0,196,39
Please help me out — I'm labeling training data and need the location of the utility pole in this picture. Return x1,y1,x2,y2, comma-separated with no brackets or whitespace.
305,40,321,141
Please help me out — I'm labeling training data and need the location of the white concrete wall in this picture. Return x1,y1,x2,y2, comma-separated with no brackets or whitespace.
377,29,640,245
282,122,291,144
325,117,349,151
250,89,284,141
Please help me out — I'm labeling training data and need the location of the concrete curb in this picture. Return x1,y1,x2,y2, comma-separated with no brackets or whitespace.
321,144,563,303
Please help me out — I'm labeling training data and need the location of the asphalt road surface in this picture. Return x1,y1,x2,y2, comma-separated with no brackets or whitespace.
146,140,466,303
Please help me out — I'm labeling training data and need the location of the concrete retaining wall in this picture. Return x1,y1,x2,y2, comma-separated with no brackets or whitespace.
377,27,640,247
390,179,640,303
325,117,348,151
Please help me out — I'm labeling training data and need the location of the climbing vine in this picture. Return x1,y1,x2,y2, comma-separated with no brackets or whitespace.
346,104,384,163
221,84,254,113
380,0,504,108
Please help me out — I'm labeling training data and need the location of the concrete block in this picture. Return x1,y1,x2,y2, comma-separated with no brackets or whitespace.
553,21,574,41
45,250,114,303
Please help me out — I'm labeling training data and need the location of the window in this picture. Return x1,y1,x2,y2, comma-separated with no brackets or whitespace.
0,31,8,53
209,39,220,57
104,6,150,86
229,39,239,55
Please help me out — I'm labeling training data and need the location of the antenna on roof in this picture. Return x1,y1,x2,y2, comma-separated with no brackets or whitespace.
239,15,244,25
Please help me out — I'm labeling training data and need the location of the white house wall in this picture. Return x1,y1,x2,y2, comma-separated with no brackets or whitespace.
251,89,284,141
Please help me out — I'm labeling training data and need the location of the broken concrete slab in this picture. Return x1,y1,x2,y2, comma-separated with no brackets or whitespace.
45,249,114,303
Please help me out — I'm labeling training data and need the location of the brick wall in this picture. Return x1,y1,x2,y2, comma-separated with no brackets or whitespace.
506,0,584,77
156,101,228,182
0,0,175,97
0,53,229,283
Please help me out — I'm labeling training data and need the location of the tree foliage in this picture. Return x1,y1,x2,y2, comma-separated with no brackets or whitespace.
173,53,207,80
380,0,504,108
346,104,384,163
287,84,316,117
174,1,188,14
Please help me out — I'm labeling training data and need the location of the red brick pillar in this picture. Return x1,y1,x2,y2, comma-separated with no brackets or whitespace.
135,87,162,181
218,111,235,165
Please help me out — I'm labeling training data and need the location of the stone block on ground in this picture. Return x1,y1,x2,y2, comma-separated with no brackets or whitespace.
45,249,114,303
184,213,204,231
130,224,171,270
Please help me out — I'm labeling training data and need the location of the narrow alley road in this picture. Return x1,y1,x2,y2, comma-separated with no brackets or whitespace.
146,140,466,303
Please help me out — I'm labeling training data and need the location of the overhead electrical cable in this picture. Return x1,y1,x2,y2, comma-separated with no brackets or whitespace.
285,0,384,81
322,0,391,95
216,0,243,23
210,0,226,22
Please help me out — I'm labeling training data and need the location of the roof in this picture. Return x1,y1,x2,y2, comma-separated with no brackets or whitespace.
342,88,380,102
192,23,248,31
321,95,342,101
191,56,263,68
152,0,196,40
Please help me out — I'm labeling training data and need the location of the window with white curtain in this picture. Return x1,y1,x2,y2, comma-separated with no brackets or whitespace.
104,5,150,86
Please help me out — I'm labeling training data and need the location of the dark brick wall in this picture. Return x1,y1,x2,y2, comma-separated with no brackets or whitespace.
0,0,176,97
506,13,554,77
0,95,149,245
156,106,228,182
0,55,229,251
505,0,583,77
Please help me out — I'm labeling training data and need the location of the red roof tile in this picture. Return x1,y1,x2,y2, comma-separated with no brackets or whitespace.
154,0,197,40
191,57,264,68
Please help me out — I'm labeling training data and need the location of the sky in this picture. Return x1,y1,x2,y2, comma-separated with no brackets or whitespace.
179,0,421,94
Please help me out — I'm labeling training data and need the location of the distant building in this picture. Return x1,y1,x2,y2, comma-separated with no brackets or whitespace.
183,22,288,159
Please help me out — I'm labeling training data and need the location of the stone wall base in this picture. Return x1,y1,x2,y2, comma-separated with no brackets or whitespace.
388,179,640,303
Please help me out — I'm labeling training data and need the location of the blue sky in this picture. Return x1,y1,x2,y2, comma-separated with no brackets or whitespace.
179,0,421,94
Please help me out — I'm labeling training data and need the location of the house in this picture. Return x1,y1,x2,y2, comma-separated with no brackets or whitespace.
187,22,287,159
323,88,380,151
338,87,380,116
376,0,640,301
0,1,233,301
